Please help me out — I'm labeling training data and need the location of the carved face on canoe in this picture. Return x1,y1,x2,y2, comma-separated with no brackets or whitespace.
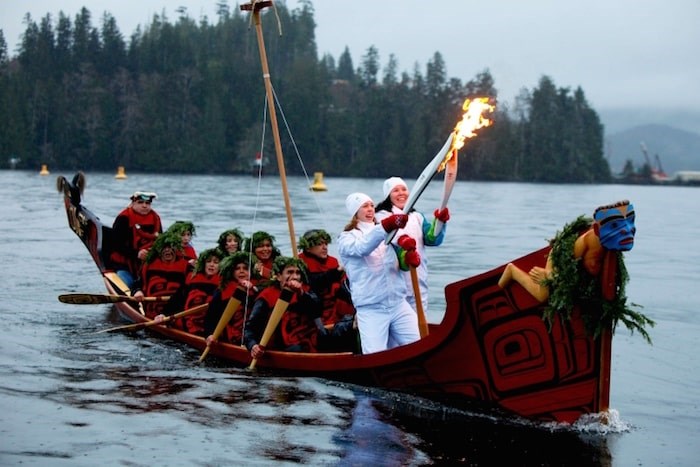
594,201,636,251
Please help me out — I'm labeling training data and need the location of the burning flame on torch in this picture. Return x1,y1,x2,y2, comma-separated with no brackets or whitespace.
438,97,495,172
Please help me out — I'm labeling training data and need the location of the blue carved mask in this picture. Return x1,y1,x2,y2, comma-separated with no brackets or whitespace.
595,202,636,251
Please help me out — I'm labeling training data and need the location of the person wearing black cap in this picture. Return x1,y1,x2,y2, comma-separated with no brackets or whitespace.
108,191,162,289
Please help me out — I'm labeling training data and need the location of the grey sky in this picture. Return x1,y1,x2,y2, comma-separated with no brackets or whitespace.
2,0,699,115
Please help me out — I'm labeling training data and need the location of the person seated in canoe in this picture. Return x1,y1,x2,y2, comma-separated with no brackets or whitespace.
298,229,358,352
245,231,281,280
298,229,354,325
131,231,192,319
498,200,636,302
217,228,245,256
375,176,449,316
153,247,224,333
337,192,421,354
203,251,260,346
166,220,197,266
244,256,324,359
108,191,162,289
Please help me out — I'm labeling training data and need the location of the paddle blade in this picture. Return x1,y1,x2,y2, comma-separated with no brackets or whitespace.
59,293,133,305
59,293,170,305
94,303,208,334
198,346,211,363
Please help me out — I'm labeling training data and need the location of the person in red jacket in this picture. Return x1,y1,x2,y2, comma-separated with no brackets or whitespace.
155,247,223,334
298,229,353,325
203,251,259,346
245,231,281,280
166,220,197,267
109,191,162,289
298,229,358,352
217,228,245,256
131,231,190,319
244,256,323,358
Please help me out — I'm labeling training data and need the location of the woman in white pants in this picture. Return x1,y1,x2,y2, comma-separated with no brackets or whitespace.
337,192,421,354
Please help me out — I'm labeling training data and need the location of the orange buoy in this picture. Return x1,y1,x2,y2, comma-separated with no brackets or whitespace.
39,164,50,176
115,166,128,179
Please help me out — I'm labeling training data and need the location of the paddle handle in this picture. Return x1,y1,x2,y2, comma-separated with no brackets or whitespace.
95,303,208,334
199,287,247,363
410,266,429,338
59,293,170,305
249,288,293,370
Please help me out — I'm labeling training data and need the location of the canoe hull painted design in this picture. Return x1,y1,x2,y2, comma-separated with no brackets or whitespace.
59,174,610,424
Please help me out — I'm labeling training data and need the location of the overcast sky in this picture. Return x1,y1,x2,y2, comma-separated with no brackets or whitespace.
2,0,699,116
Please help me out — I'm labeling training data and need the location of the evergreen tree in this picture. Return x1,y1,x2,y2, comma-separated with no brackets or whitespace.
0,2,610,181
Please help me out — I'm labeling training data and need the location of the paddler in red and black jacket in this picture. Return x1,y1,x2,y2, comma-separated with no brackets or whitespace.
203,251,260,345
157,247,224,334
298,229,355,326
244,256,323,359
165,220,198,267
109,191,162,289
131,231,191,319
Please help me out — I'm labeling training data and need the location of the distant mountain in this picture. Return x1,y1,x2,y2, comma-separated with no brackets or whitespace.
599,108,700,135
604,124,700,176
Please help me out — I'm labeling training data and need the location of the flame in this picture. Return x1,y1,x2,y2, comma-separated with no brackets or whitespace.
439,97,495,172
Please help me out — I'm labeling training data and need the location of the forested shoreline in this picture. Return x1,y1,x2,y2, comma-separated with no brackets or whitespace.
0,2,611,182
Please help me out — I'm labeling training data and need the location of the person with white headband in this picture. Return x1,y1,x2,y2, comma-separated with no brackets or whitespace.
375,177,449,315
337,192,421,354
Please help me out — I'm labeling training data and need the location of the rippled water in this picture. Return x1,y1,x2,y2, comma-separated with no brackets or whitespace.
1,170,698,466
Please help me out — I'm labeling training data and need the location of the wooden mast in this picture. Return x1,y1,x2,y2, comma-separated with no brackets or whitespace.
241,0,298,255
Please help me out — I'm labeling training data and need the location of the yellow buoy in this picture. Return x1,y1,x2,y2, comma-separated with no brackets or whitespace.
115,166,128,179
309,172,327,191
39,164,50,176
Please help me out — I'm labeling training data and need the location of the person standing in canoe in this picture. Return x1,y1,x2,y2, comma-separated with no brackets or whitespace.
244,256,323,359
375,177,449,315
337,192,421,354
217,228,245,256
109,191,162,289
131,231,191,319
245,231,281,280
203,251,259,346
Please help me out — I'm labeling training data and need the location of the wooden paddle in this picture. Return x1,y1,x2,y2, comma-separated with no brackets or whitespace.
94,303,208,334
248,287,294,370
198,286,248,363
410,266,429,338
59,293,170,305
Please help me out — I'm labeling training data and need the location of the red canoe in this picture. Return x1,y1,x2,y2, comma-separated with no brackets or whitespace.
59,172,611,424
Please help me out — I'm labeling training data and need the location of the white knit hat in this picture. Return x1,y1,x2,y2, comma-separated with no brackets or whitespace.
382,177,407,198
345,192,372,216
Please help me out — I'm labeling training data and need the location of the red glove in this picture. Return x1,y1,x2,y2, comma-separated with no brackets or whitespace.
381,214,409,232
434,207,450,222
405,250,421,267
397,234,416,251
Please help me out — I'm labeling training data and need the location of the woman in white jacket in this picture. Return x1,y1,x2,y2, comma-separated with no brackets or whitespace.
375,177,449,315
337,192,421,354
